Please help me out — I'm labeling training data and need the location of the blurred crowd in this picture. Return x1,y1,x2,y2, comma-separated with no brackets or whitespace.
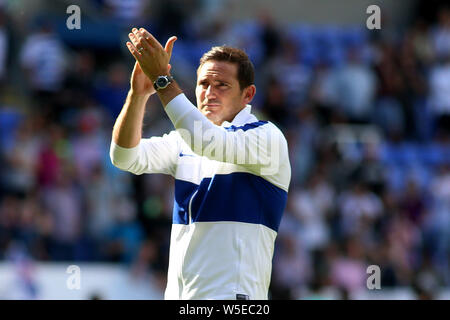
0,0,449,299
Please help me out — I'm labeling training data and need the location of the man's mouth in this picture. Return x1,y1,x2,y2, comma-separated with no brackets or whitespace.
203,103,221,112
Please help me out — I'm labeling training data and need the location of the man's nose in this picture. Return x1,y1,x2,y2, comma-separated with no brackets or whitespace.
205,85,216,99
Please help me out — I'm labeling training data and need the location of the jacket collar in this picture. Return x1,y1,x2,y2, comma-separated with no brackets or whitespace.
221,105,257,128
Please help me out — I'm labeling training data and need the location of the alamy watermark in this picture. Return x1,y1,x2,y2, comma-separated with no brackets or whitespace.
366,265,381,290
66,5,81,30
66,265,81,290
366,5,381,30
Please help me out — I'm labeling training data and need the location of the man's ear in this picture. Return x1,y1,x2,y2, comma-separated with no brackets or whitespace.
243,85,256,104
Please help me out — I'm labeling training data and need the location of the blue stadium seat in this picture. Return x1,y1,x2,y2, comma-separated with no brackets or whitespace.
340,26,368,49
0,109,22,152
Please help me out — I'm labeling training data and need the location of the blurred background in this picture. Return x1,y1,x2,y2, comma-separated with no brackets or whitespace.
0,0,449,300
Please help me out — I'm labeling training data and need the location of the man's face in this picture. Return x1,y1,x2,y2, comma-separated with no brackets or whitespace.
196,60,254,126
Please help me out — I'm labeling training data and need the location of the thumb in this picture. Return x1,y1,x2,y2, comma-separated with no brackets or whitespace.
135,61,142,72
132,61,144,76
165,36,177,60
131,61,139,77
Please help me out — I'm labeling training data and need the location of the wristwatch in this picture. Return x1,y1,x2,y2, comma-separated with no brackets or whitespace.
153,75,174,91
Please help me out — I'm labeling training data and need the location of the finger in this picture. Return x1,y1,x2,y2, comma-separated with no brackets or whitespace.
165,36,177,60
130,30,148,55
139,28,163,50
133,28,153,54
128,32,143,56
168,63,172,72
132,28,145,48
126,41,141,61
126,41,139,60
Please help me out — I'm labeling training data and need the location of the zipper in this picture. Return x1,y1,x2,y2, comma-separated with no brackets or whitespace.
188,190,198,224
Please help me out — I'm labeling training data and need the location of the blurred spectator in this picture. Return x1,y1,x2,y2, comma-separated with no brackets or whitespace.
16,192,53,260
428,56,450,135
261,77,290,129
71,108,107,183
36,125,66,187
333,48,377,122
0,195,22,258
2,118,41,196
286,110,319,185
3,240,38,299
431,6,450,60
61,50,97,112
104,195,143,264
103,0,150,28
154,0,198,40
338,182,383,238
258,11,282,63
356,143,385,195
369,240,400,287
94,62,129,119
399,32,430,141
290,173,334,251
265,39,312,110
310,61,341,125
425,165,450,282
384,210,422,285
400,179,427,226
0,8,8,84
412,250,444,299
329,237,367,297
84,165,116,247
373,42,407,138
41,164,83,261
410,19,434,66
19,20,67,98
271,234,312,300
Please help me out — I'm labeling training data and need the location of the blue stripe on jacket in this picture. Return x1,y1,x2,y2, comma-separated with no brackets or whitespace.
173,179,198,225
223,120,268,132
173,172,287,232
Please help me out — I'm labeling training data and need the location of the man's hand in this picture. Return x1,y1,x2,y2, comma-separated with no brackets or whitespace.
126,28,177,83
129,61,172,97
129,61,153,96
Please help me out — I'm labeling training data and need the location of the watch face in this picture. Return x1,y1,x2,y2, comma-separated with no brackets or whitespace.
157,77,167,87
154,76,172,90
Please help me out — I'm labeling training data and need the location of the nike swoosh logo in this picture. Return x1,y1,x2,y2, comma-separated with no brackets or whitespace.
179,152,195,157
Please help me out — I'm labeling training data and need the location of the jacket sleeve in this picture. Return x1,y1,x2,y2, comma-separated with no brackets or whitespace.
109,130,180,176
164,93,290,181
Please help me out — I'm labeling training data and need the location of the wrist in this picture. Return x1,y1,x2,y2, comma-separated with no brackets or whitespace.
153,75,174,91
128,90,152,105
129,89,151,99
148,68,171,83
156,81,184,107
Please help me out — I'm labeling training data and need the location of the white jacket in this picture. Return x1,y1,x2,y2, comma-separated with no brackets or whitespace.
110,94,291,299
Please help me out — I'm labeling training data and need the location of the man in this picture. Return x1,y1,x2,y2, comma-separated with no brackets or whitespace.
110,27,291,299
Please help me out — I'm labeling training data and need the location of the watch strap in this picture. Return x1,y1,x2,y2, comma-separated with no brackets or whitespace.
153,75,174,91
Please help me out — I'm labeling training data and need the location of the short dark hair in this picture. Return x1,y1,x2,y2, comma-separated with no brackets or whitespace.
198,46,255,90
